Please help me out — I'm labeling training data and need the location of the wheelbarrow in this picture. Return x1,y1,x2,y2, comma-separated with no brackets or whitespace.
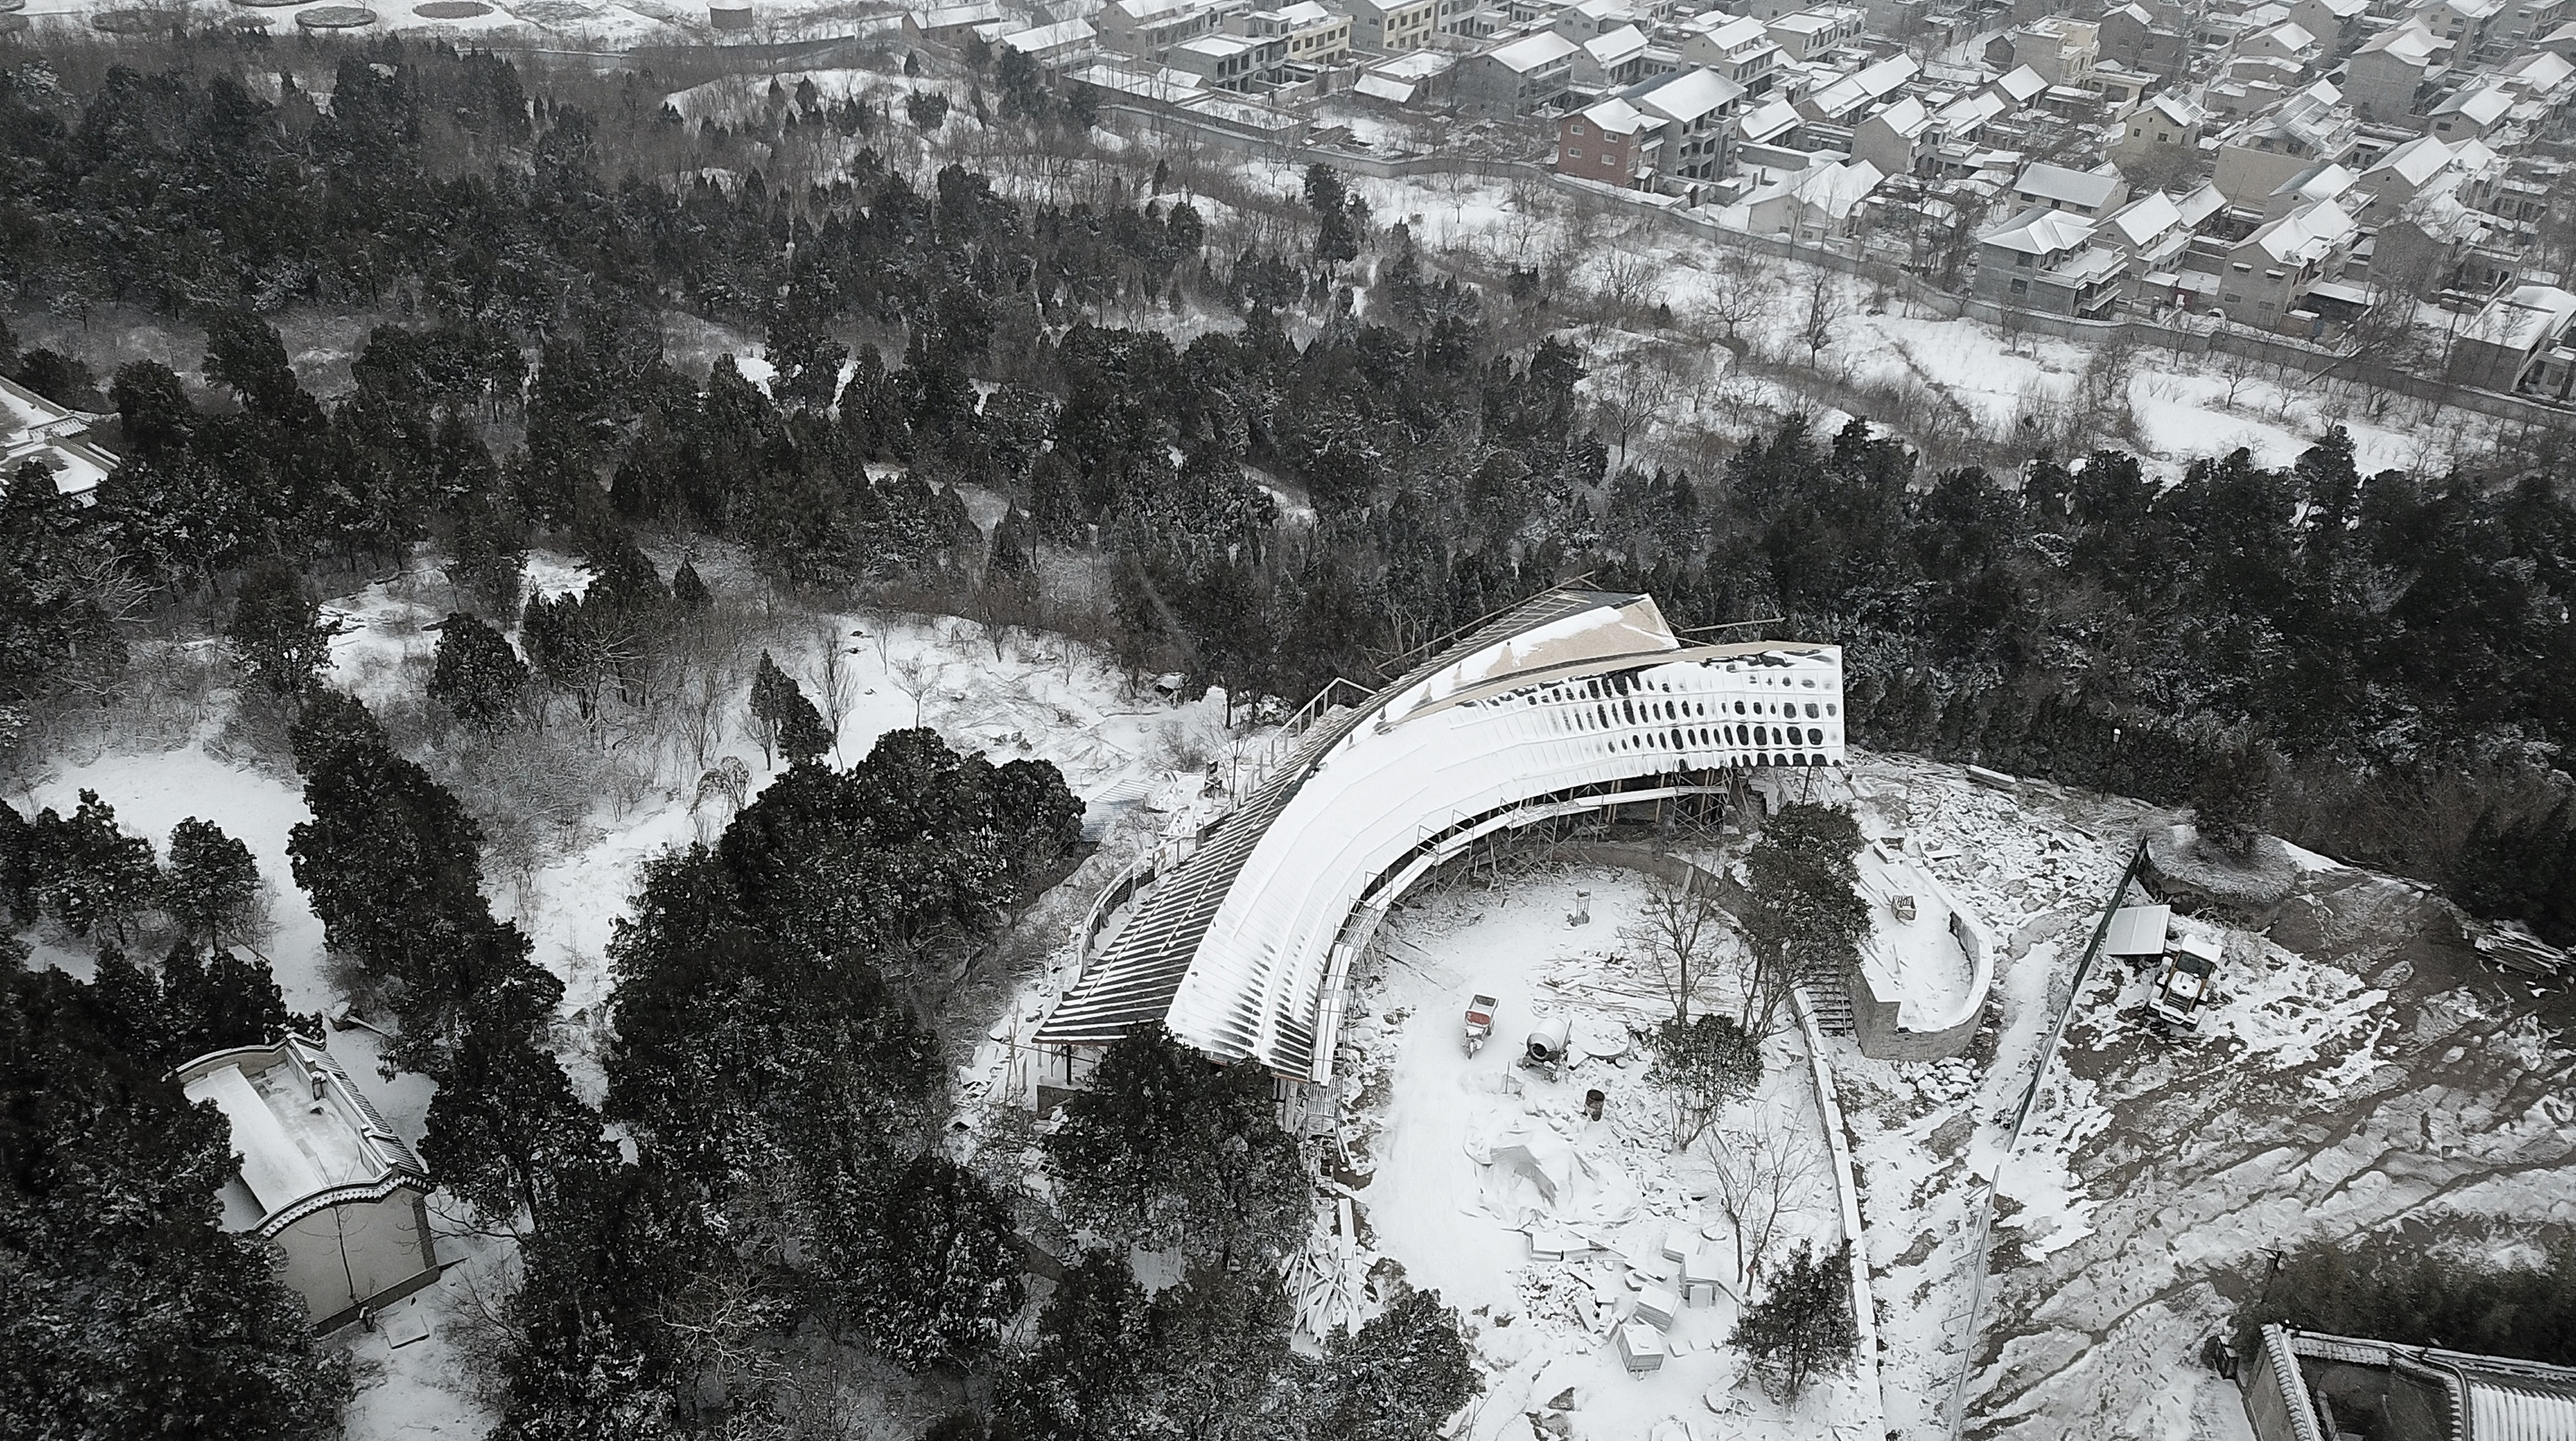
1464,995,1498,1056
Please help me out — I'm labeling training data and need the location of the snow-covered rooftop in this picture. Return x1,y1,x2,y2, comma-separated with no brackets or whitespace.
177,1034,430,1235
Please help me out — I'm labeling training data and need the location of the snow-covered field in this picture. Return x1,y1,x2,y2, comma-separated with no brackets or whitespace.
1319,165,2498,480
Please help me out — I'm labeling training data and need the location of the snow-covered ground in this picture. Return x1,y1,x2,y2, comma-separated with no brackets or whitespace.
21,559,2576,1441
1350,866,1865,1441
9,552,1243,1441
1318,165,2500,481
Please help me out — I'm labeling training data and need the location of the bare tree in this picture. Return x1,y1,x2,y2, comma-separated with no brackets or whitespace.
1704,249,1777,345
890,652,944,728
1704,1123,1818,1291
806,617,856,761
1621,870,1730,1023
1596,223,1659,318
682,661,731,776
1797,264,1846,373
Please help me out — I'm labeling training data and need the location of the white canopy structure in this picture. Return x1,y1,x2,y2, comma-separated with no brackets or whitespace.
1036,589,1846,1083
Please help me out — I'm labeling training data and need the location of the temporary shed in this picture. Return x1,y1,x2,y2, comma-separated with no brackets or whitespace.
2106,903,2173,958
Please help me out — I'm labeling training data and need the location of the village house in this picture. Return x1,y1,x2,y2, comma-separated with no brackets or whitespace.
177,1034,441,1330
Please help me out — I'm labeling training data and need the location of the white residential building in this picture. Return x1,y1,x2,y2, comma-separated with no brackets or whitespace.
1342,0,1439,52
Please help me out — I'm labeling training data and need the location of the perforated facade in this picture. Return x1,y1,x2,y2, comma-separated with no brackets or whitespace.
1035,590,1845,1084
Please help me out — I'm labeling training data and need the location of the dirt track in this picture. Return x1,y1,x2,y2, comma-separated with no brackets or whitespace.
1963,867,2576,1440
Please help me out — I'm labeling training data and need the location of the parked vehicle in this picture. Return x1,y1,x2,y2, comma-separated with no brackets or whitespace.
2148,933,2222,1033
1464,995,1498,1056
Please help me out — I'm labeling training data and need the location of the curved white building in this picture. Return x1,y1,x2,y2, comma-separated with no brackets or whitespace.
1036,589,1846,1086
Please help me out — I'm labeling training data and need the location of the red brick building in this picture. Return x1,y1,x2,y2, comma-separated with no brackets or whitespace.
1555,97,1661,188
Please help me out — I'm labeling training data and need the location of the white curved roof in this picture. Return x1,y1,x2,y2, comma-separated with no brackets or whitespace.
1038,590,1846,1079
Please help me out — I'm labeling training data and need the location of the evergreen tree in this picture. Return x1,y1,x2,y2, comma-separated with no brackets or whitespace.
1737,803,1868,1038
428,611,530,731
88,945,178,1067
1730,1240,1858,1402
0,964,352,1438
422,1019,612,1229
162,942,295,1061
29,790,160,940
0,801,38,923
520,591,606,719
225,559,340,696
996,1254,1152,1441
1308,1288,1481,1441
110,359,202,462
2192,737,2275,859
1046,1022,1311,1268
1304,164,1358,265
165,816,260,947
1648,1012,1763,1151
1140,1268,1299,1441
833,1152,1026,1372
670,558,711,613
987,757,1085,887
285,700,530,1065
749,649,831,765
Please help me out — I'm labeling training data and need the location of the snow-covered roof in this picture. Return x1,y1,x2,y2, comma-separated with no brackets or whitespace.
2140,92,2206,127
2174,179,2227,226
1072,62,1206,99
910,2,1004,30
1574,95,1656,135
2367,133,2453,188
2015,160,2123,209
2270,159,2355,203
1687,11,1767,50
1036,591,1848,1081
1107,0,1198,19
1584,24,1649,67
1,373,115,504
1794,157,1883,217
2463,284,2576,352
1352,72,1417,102
1990,64,2046,103
1935,87,2006,132
2429,81,2512,126
2239,199,2355,264
1737,95,1802,140
1865,94,1932,138
1375,48,1453,79
176,1034,429,1236
1631,65,1745,123
2356,19,2443,62
2104,190,2184,247
1483,30,1582,72
1802,53,1917,118
999,17,1096,51
1983,204,2098,255
2251,19,2317,50
2498,49,2576,92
